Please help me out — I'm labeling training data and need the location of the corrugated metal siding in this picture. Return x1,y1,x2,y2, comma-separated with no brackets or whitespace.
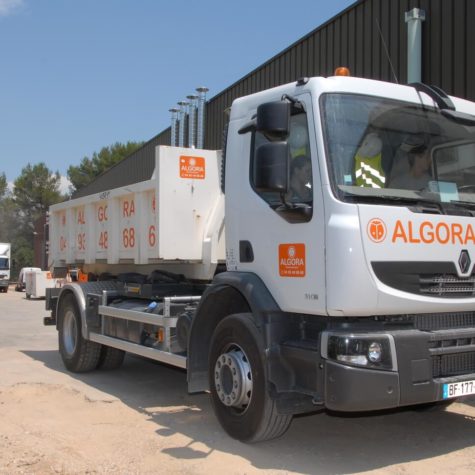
205,0,474,149
74,0,474,196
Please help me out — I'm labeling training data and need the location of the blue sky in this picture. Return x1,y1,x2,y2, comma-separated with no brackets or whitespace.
0,0,355,188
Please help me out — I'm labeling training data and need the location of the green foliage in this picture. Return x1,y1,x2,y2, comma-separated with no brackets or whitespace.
0,164,62,278
13,163,63,225
67,141,144,192
0,173,7,198
10,236,34,278
0,194,30,278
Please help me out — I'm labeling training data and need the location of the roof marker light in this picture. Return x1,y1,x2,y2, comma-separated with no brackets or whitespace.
334,67,351,77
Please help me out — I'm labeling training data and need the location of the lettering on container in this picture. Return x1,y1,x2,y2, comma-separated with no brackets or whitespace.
123,199,135,217
97,205,108,222
77,209,85,225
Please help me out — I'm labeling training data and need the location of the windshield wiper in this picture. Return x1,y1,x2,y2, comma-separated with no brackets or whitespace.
443,200,475,212
341,192,444,213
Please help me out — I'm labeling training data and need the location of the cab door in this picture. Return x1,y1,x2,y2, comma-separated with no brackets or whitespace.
225,92,326,315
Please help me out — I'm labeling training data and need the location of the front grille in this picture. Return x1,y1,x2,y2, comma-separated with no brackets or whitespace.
420,274,475,297
372,262,475,298
414,312,475,331
432,352,475,378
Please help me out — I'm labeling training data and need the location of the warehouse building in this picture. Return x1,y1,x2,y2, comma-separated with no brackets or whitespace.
73,0,474,198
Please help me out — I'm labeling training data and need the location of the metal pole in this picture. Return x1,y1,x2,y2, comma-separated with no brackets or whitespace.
186,94,198,148
168,108,179,146
405,8,426,84
196,87,209,149
177,101,189,148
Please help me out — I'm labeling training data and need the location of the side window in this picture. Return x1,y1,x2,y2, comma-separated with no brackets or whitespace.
251,111,313,208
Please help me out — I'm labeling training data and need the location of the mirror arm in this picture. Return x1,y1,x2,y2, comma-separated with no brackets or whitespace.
238,118,257,135
281,94,304,112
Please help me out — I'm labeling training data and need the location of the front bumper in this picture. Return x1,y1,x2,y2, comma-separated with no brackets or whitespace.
0,280,9,288
323,327,475,412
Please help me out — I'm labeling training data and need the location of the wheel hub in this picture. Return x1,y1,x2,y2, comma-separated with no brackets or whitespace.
214,348,252,409
63,310,78,356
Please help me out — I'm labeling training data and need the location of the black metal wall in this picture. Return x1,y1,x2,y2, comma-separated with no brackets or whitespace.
204,0,475,150
74,0,474,197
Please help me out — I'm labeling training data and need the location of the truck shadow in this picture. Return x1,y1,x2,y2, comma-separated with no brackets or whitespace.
24,349,475,474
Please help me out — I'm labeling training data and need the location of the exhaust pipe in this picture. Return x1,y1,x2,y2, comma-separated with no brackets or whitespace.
168,107,180,146
405,8,426,84
177,101,189,148
196,86,209,149
186,94,198,148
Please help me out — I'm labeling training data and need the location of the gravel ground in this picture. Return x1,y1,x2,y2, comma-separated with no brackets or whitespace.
0,288,475,474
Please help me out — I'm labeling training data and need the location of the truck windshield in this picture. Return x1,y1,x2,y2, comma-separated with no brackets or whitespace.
0,258,9,270
321,93,475,211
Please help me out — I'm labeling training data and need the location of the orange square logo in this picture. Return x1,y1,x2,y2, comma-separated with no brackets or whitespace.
179,156,205,179
279,243,306,277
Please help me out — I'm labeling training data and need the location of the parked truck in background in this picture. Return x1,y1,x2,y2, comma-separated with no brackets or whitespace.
0,243,11,293
45,74,475,442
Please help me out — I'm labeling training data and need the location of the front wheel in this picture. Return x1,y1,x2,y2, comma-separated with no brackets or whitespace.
58,293,101,372
208,313,292,442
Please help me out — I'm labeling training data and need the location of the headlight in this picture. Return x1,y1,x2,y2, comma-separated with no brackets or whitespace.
322,333,397,371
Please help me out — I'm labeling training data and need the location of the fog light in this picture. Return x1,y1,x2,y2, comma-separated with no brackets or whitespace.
368,342,382,363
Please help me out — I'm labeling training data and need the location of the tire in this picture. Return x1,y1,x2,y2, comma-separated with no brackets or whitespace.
26,293,30,299
58,293,101,372
97,346,125,370
208,313,292,442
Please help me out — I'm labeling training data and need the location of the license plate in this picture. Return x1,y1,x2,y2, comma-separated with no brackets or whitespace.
443,380,475,399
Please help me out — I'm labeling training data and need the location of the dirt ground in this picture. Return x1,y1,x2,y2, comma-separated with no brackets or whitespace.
0,289,475,474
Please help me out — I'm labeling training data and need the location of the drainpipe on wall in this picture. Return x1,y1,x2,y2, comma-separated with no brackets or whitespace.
405,8,426,84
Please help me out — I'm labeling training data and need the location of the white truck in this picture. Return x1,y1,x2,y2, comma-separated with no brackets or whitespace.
46,75,475,442
0,243,11,293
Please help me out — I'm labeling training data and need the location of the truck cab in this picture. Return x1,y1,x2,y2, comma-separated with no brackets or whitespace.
220,75,475,415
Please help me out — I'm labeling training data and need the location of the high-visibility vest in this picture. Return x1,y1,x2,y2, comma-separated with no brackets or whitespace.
354,153,386,188
291,147,308,159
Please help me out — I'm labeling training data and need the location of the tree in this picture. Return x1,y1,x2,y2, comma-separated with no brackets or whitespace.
13,163,63,227
0,172,7,198
67,141,144,192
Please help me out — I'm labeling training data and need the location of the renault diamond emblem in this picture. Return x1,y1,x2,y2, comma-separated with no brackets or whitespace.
459,250,471,274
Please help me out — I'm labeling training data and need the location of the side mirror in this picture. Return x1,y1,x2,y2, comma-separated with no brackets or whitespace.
254,142,289,193
257,102,291,141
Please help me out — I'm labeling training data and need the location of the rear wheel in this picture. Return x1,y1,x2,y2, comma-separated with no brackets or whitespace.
97,346,125,370
208,313,292,442
58,293,101,372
